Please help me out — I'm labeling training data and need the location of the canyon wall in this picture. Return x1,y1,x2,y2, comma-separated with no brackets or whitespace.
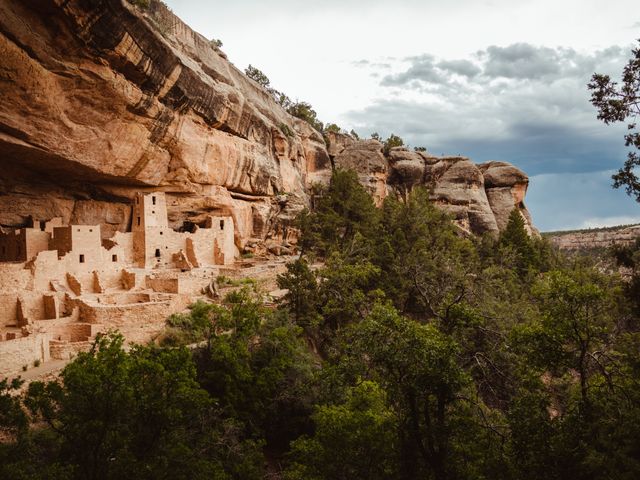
0,0,535,246
547,225,640,250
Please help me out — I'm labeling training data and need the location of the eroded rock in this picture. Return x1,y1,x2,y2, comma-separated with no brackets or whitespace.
0,0,537,242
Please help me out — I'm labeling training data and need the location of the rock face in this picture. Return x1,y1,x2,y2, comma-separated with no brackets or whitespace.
547,225,640,250
0,0,535,244
0,0,328,249
327,135,536,236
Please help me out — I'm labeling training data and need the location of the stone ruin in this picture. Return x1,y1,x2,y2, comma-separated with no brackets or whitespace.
0,192,236,378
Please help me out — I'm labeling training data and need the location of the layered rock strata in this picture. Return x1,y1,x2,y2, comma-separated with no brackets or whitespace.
547,225,640,250
327,132,536,236
0,0,535,246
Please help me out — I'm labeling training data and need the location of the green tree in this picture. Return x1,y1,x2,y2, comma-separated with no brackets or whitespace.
245,64,271,88
375,188,478,329
197,289,316,458
516,267,621,413
0,377,27,437
589,40,640,200
344,304,503,480
287,101,324,132
23,332,243,480
498,209,537,276
277,258,321,330
383,133,404,154
323,123,341,134
299,169,379,256
286,381,398,480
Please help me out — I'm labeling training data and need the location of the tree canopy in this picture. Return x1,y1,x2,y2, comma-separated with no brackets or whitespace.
2,170,639,479
589,40,640,200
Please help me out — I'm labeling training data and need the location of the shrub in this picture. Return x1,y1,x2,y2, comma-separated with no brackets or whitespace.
127,0,150,9
279,123,294,138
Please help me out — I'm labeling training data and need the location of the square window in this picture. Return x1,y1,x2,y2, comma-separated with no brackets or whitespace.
112,254,118,262
220,220,224,230
79,254,85,263
152,196,156,205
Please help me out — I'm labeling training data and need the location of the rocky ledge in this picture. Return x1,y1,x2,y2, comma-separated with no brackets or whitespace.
0,0,536,251
546,225,640,250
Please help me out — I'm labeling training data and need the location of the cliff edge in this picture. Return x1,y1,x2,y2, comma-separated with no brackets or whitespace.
0,0,536,248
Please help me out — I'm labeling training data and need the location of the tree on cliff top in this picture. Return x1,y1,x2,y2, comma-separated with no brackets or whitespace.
589,40,640,201
245,64,271,89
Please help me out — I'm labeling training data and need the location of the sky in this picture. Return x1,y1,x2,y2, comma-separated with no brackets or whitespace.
164,0,640,231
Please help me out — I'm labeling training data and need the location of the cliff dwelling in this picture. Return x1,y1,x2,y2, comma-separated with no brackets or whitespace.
0,192,236,378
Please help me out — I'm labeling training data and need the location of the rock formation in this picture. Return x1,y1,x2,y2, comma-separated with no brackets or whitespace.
547,225,640,250
326,131,536,236
0,0,535,246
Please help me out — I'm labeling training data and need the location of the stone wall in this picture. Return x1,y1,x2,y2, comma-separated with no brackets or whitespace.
0,333,50,378
71,295,191,343
49,340,91,360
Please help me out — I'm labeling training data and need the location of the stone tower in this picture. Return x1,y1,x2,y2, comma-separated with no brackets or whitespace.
132,192,170,268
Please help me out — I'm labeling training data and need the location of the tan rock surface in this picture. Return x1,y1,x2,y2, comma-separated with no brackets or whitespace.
0,0,537,240
479,161,536,235
0,0,320,245
548,225,640,250
333,140,389,206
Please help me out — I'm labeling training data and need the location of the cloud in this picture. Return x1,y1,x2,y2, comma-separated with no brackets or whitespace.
345,43,631,177
437,59,481,78
481,43,562,79
380,54,448,86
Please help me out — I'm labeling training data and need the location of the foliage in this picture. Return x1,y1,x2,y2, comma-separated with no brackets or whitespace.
127,0,150,9
3,163,640,479
286,381,397,480
279,122,294,138
244,64,270,88
589,39,640,201
298,169,379,256
612,238,640,316
18,332,258,479
287,101,324,132
0,378,27,438
323,123,341,134
159,300,221,346
383,133,404,154
209,38,223,48
196,288,317,458
374,188,477,326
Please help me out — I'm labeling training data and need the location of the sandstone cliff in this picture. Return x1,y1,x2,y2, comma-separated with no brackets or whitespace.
328,132,536,236
546,225,640,250
0,0,535,247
